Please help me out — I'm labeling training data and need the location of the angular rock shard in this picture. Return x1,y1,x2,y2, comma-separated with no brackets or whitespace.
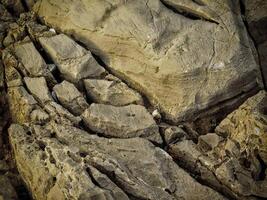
53,80,89,115
35,0,263,123
82,104,162,144
39,34,106,83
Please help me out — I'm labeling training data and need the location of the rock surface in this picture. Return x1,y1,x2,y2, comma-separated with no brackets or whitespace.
242,0,267,88
53,80,88,115
35,0,263,123
84,77,143,106
9,123,226,200
0,1,266,200
82,104,162,144
169,91,267,199
39,34,106,84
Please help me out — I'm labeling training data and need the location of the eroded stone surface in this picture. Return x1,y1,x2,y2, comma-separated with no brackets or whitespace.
82,104,162,144
39,34,106,84
9,123,226,200
53,80,88,115
24,77,53,104
35,0,263,123
84,77,143,106
169,91,267,199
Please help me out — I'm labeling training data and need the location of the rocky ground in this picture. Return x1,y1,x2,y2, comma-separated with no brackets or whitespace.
0,0,266,200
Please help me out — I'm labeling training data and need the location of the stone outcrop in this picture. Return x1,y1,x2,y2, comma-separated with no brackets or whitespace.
9,123,226,200
169,91,267,199
34,0,263,123
0,1,266,200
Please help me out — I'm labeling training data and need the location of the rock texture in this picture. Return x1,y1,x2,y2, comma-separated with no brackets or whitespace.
39,34,106,84
169,91,267,199
82,104,162,144
242,0,267,88
9,123,226,200
0,1,266,200
84,77,143,106
35,0,263,123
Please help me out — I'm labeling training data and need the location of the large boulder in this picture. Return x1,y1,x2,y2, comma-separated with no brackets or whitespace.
35,0,263,123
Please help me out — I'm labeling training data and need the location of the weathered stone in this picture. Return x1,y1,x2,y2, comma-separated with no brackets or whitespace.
9,123,226,200
169,91,267,199
30,109,50,125
24,77,53,104
198,133,223,152
82,104,162,144
14,42,47,76
53,81,88,115
7,86,38,123
84,78,143,106
35,0,262,123
5,65,23,88
39,34,106,84
242,0,267,87
162,126,186,145
44,102,81,126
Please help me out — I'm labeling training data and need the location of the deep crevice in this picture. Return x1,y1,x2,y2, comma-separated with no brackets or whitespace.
159,0,219,25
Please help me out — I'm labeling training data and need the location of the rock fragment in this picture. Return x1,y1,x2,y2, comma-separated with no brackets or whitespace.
39,34,106,84
53,80,88,115
82,104,162,144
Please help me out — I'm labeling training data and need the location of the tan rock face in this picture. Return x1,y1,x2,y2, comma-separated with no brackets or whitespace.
35,0,262,122
169,91,267,199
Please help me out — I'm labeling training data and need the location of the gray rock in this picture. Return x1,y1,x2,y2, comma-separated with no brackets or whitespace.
24,77,53,104
162,126,186,145
82,104,162,144
35,0,262,123
44,102,81,126
198,133,223,152
39,34,106,83
84,78,143,106
9,123,226,200
53,81,88,115
14,42,47,76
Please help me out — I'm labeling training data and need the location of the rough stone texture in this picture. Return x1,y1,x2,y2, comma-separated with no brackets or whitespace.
53,80,88,115
9,123,226,200
39,34,106,84
14,42,48,76
35,0,263,123
84,77,143,106
82,104,162,144
169,91,267,199
216,90,267,170
24,77,53,104
242,0,267,88
7,86,38,123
